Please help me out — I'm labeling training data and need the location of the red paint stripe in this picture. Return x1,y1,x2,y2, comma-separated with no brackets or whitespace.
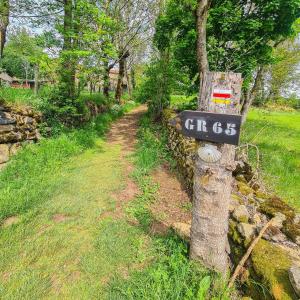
213,93,231,99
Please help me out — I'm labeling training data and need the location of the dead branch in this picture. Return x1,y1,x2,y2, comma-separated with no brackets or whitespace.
228,218,275,289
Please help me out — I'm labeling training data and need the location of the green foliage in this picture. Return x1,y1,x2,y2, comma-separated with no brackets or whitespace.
154,0,300,91
135,57,171,118
135,54,191,118
0,54,31,79
170,94,198,111
265,41,300,105
108,234,231,300
1,28,51,80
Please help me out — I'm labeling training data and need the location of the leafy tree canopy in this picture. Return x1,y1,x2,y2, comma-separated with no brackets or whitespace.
154,0,300,87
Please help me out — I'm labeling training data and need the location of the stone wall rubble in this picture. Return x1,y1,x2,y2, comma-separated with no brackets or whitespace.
0,103,42,168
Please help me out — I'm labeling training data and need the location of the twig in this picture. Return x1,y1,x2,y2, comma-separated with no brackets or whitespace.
228,218,274,289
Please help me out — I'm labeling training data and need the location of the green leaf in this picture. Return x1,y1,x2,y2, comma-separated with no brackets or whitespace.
197,276,212,300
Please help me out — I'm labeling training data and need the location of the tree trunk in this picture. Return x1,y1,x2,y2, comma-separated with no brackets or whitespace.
196,0,211,109
115,51,129,104
59,0,76,99
0,0,9,59
241,66,264,123
125,59,132,99
34,64,39,96
190,72,242,275
131,68,136,90
190,0,243,275
115,55,125,104
103,64,112,99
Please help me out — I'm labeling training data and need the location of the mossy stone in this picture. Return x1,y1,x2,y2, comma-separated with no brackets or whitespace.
229,220,243,245
236,174,248,184
252,240,296,300
232,193,244,205
254,191,269,200
259,197,296,220
283,220,300,244
238,182,254,196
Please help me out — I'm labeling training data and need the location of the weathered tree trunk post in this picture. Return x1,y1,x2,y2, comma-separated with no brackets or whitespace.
190,72,243,275
191,0,243,275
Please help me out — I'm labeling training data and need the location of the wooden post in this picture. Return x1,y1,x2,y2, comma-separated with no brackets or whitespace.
190,72,243,275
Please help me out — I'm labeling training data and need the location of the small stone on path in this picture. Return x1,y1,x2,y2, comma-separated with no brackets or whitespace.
2,216,20,228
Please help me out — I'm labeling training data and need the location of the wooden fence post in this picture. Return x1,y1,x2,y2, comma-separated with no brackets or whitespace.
190,72,243,275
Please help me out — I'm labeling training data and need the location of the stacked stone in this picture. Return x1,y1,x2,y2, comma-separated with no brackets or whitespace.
229,174,300,299
0,103,42,168
162,109,196,195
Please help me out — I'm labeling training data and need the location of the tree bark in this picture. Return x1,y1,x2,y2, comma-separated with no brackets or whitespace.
59,0,76,99
115,51,129,104
191,0,243,275
190,72,242,275
103,63,113,99
196,0,211,109
34,64,39,96
125,59,132,99
241,66,264,123
0,0,9,59
131,68,136,90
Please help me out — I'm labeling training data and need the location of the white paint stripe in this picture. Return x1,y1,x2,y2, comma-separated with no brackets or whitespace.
213,89,232,94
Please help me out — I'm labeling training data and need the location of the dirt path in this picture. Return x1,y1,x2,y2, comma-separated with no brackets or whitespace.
107,105,146,153
0,106,148,299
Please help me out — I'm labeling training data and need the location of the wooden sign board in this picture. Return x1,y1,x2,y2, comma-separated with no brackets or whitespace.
170,110,242,146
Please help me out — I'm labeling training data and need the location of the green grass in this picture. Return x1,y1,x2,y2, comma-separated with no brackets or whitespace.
0,87,42,106
241,108,300,209
106,113,232,300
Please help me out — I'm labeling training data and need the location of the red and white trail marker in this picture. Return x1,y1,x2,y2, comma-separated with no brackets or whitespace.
212,89,233,105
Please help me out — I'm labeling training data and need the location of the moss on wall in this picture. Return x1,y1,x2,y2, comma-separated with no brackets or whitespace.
252,240,297,300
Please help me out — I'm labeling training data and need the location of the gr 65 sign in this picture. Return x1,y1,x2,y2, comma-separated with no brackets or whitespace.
177,111,242,146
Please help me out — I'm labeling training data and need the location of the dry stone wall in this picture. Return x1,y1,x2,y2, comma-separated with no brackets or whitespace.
162,109,196,195
0,102,42,169
162,108,300,299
